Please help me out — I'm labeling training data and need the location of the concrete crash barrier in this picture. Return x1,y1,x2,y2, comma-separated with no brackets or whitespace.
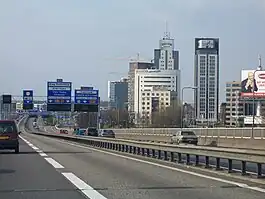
30,131,265,179
108,128,265,150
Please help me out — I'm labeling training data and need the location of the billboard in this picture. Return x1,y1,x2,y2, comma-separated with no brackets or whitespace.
241,70,265,97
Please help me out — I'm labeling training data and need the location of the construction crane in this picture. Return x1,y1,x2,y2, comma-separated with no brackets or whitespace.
104,53,153,63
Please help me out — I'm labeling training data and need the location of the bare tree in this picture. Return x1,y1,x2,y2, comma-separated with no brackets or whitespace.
151,100,181,127
102,109,130,128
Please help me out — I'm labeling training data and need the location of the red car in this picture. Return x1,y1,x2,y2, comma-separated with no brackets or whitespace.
0,120,21,153
59,129,68,134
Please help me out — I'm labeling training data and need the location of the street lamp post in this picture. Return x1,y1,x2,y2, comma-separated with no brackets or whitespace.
251,68,262,137
181,86,198,129
251,55,262,138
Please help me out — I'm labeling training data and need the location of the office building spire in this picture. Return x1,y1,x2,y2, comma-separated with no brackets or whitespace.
258,54,262,70
164,21,170,39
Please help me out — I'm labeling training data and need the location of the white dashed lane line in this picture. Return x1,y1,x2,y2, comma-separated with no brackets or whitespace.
62,172,107,199
44,157,65,169
20,135,109,199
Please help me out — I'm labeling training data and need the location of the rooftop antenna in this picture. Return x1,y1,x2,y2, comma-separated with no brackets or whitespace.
164,21,170,39
258,54,262,70
137,52,140,61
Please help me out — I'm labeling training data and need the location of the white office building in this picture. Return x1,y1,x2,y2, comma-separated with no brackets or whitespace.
134,69,180,122
154,30,179,70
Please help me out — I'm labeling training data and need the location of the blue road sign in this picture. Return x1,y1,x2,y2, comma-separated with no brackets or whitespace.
47,81,72,104
75,89,99,105
23,90,33,104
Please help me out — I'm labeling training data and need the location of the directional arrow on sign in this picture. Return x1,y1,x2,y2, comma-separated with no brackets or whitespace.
83,100,87,103
49,100,53,103
66,100,70,103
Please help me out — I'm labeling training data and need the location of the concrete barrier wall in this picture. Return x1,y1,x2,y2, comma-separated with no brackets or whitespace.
110,128,265,138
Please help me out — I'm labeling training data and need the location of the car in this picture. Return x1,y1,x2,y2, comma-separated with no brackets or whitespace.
99,129,115,138
171,130,198,145
59,129,68,134
0,120,21,153
86,127,98,137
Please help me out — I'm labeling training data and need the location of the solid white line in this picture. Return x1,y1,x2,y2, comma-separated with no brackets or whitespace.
62,172,107,199
51,138,265,193
44,157,64,169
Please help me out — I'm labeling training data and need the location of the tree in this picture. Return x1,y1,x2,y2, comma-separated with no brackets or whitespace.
151,100,181,127
101,109,131,128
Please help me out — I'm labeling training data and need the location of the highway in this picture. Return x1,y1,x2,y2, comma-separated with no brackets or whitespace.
48,125,265,175
1,118,265,199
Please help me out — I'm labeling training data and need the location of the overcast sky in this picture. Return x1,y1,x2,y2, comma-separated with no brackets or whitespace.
0,0,265,102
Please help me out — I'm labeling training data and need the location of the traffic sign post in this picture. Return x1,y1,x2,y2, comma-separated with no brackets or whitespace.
23,90,34,110
74,88,99,112
47,79,72,111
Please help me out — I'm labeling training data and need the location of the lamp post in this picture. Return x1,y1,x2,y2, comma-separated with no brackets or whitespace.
251,55,262,138
181,86,198,129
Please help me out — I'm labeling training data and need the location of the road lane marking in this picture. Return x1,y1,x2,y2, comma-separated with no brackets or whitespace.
32,146,39,150
39,152,48,157
52,138,265,193
62,172,107,199
44,157,64,169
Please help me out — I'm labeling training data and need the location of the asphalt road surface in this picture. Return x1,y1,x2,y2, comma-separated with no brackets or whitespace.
0,137,88,199
3,126,263,199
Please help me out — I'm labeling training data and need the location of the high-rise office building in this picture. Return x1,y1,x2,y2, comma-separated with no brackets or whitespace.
194,38,219,124
225,81,243,126
154,31,179,70
108,78,128,110
128,61,154,113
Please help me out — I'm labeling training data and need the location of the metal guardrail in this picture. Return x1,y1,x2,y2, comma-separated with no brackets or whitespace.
109,128,265,139
29,130,265,178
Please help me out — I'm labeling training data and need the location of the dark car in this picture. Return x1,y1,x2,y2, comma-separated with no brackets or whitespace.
86,127,98,137
99,130,115,138
0,120,21,153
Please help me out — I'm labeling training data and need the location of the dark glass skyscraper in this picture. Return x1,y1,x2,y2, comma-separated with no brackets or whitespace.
194,38,219,124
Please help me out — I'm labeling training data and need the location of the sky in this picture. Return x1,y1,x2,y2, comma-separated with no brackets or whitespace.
0,0,265,102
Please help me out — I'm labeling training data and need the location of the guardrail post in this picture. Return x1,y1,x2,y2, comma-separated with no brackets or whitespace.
141,148,145,156
122,145,125,152
170,152,174,162
241,161,246,175
152,149,156,158
137,147,141,155
177,153,182,163
195,155,199,166
228,159,233,173
129,146,132,153
125,145,128,152
257,163,262,178
158,150,161,159
186,154,190,165
115,144,118,151
133,147,136,154
146,149,150,157
164,151,168,160
216,158,221,170
205,156,210,168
